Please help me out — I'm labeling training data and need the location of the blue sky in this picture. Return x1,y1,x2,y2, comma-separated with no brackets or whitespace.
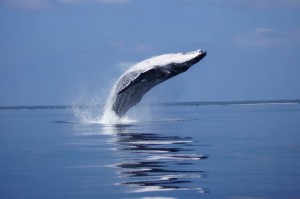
1,0,300,106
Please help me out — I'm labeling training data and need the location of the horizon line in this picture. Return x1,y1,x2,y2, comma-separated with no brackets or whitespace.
1,99,300,110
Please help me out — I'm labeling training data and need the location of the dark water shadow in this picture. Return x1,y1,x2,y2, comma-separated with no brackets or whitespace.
108,125,209,194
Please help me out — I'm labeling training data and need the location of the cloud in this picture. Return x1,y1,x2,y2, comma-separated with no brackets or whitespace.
235,27,300,47
254,28,274,34
176,0,300,7
229,0,300,8
58,0,132,4
235,27,275,47
3,0,299,10
0,0,131,10
1,0,50,10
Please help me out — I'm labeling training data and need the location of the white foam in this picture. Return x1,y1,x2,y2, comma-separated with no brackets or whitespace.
100,109,136,125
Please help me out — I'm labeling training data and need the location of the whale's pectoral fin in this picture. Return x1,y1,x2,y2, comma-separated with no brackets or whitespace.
117,69,157,95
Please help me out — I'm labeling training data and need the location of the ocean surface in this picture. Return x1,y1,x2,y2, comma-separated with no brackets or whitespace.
1,101,300,199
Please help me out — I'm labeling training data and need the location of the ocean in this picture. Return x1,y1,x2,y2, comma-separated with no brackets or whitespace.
1,101,300,199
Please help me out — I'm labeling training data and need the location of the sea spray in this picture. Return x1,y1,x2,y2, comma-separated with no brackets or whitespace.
72,89,108,123
71,84,136,125
72,103,102,123
101,109,136,124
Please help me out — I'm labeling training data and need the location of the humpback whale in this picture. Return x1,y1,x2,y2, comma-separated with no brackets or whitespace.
104,49,207,118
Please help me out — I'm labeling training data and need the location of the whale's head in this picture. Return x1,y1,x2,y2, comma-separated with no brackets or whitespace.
180,49,207,66
165,49,207,75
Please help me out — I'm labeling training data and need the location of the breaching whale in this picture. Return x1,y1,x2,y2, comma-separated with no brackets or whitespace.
104,49,207,118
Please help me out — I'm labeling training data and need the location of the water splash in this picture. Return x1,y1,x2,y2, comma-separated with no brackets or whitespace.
101,108,136,125
72,88,107,124
72,103,136,125
72,87,137,125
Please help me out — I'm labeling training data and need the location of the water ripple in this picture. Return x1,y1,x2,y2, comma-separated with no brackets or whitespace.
112,130,209,194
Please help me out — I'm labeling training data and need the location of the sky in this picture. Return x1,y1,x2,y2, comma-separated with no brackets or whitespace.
0,0,300,106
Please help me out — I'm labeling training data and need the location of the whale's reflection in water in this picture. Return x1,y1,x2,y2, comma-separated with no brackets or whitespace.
110,125,209,194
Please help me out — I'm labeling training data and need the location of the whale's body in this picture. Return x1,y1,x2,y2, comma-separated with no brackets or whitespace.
105,50,207,118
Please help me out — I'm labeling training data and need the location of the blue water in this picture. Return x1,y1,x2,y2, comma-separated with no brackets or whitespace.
1,103,300,199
